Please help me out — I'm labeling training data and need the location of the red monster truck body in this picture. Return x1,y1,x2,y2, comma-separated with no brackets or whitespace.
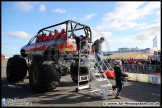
20,20,92,58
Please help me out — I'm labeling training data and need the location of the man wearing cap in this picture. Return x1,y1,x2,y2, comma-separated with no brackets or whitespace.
92,37,105,73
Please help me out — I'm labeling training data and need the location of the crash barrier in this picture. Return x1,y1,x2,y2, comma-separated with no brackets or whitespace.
126,72,161,84
123,64,161,74
102,63,161,84
102,70,161,84
103,63,161,74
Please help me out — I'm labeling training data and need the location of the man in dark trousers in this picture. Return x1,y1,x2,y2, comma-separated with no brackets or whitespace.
112,60,128,99
72,34,90,53
92,37,105,73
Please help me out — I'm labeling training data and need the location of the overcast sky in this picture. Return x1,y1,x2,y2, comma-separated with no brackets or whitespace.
2,1,161,57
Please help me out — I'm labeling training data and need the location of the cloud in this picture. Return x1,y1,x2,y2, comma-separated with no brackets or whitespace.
14,43,24,46
109,23,160,44
136,23,160,30
102,2,146,21
72,17,77,20
66,14,71,18
39,4,46,12
59,24,67,30
102,32,113,37
155,10,160,15
1,31,5,35
52,8,66,13
97,21,137,31
90,27,112,51
6,31,32,38
141,2,160,15
102,2,160,22
154,18,160,23
98,2,160,31
97,22,160,51
133,23,160,40
65,14,77,20
80,13,97,20
14,2,38,12
2,42,12,46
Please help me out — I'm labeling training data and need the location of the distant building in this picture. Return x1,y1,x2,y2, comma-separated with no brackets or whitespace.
5,57,10,59
102,47,154,56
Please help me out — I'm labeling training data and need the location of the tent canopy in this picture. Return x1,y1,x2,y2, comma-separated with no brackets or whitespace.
104,52,148,60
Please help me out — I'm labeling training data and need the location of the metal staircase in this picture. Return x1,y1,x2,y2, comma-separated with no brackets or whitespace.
76,53,115,99
58,40,116,99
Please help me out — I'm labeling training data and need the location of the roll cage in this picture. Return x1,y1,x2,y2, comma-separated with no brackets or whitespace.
37,20,92,43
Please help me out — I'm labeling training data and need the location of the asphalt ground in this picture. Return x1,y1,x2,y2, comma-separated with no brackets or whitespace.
1,61,161,107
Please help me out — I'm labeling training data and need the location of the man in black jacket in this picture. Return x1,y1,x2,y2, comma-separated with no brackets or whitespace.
92,37,105,73
72,34,90,53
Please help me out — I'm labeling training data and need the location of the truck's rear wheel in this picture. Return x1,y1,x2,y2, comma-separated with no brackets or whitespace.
29,57,61,93
70,61,89,83
6,57,28,82
59,65,69,76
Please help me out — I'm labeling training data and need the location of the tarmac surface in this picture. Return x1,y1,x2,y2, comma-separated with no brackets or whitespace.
1,61,161,107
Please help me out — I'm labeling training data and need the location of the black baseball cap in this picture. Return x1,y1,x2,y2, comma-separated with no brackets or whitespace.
100,37,105,40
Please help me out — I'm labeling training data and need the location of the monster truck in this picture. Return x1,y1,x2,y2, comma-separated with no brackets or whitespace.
6,20,93,93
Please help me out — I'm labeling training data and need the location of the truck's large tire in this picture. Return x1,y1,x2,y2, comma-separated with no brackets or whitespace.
29,57,61,93
6,57,28,82
59,65,69,76
70,61,89,83
44,46,59,60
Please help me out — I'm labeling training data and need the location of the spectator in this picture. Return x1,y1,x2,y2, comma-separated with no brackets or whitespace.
92,37,105,73
72,34,90,53
112,60,128,99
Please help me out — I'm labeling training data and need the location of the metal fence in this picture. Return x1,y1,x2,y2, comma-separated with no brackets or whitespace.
103,62,161,74
122,64,161,74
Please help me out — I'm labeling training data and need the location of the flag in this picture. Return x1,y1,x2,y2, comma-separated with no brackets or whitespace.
153,35,157,47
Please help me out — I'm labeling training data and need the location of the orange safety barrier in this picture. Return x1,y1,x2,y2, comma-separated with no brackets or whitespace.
104,70,115,78
104,70,127,78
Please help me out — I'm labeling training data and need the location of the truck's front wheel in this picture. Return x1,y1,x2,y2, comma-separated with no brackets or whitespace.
70,61,90,83
29,57,61,93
